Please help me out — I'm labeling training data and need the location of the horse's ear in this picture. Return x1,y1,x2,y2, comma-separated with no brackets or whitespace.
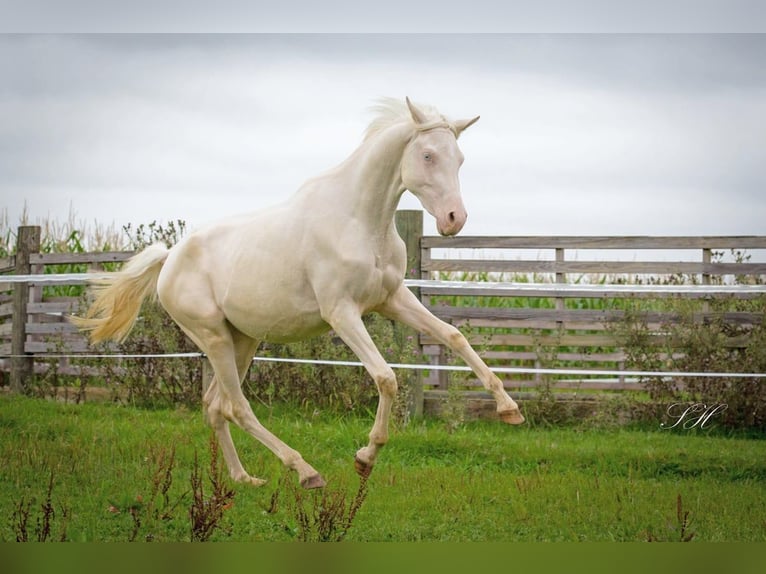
406,97,429,126
454,116,480,138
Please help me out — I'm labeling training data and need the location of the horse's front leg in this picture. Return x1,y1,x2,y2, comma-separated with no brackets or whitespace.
323,305,398,478
380,285,525,425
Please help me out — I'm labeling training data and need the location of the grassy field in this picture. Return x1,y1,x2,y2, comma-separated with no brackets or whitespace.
1,393,764,542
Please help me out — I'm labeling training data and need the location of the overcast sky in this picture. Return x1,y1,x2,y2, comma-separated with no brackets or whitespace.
1,33,765,240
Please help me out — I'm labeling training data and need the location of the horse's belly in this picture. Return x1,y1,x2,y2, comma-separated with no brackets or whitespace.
221,285,329,343
237,312,330,343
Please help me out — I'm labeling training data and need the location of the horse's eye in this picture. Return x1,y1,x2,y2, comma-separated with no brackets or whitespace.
423,153,432,162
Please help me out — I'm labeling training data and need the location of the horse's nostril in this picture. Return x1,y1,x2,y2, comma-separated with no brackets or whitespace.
448,211,456,223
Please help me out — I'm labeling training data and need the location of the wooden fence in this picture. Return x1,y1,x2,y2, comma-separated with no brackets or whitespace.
0,226,134,391
2,215,766,407
393,210,766,397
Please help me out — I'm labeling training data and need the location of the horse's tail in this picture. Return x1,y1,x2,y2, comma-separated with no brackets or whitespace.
71,243,170,344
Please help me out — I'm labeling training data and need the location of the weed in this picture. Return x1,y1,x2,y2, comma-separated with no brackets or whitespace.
189,435,236,542
440,379,466,434
12,471,70,542
272,472,369,542
102,435,235,542
107,443,185,541
123,220,186,251
645,493,696,542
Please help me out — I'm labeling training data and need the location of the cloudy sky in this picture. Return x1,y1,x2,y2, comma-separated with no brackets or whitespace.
1,32,765,240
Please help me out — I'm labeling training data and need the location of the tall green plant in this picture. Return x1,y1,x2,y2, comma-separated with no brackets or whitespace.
123,220,186,250
613,296,766,430
100,220,200,407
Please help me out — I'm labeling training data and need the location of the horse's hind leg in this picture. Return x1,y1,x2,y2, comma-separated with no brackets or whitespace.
200,325,326,489
204,380,266,486
159,263,324,489
203,332,265,486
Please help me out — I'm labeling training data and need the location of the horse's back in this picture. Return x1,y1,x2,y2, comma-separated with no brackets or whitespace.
157,204,327,342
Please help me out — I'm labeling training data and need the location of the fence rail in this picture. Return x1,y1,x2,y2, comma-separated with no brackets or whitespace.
2,214,765,406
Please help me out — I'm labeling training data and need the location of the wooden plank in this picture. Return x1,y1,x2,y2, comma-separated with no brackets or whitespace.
420,346,629,363
505,380,642,391
427,306,618,322
422,235,766,250
25,322,80,335
27,300,79,314
24,340,91,353
454,319,614,331
33,251,134,265
482,350,628,362
0,256,15,273
426,306,764,328
0,301,13,318
419,332,619,347
422,330,751,350
429,379,644,391
35,314,69,324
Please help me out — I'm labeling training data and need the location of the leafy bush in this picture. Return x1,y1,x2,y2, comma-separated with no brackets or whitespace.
612,296,766,430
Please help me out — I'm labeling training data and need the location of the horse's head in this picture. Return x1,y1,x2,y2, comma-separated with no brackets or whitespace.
400,98,479,236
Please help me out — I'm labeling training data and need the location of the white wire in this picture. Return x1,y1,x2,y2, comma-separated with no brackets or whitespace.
0,273,112,284
246,356,766,379
1,352,763,379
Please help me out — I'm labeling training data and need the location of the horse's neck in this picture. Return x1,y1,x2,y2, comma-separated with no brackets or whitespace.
331,123,412,235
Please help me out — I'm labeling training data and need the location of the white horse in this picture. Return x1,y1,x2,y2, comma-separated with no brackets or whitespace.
73,98,524,489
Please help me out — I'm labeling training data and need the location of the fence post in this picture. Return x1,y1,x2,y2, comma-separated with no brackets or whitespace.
395,210,423,284
395,210,424,418
701,247,712,315
10,226,41,393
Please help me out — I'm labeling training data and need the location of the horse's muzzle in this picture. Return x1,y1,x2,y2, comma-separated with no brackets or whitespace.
437,209,467,236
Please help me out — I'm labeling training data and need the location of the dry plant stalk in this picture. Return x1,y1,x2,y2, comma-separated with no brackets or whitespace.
13,471,69,542
189,435,236,542
277,472,370,542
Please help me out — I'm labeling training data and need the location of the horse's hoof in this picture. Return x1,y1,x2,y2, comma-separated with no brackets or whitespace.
300,473,327,490
499,408,525,425
354,457,373,478
233,473,267,487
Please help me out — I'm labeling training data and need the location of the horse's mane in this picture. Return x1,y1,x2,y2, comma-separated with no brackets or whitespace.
364,98,449,141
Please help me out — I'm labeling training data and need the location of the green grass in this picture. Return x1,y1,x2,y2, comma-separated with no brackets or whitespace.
1,393,764,542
